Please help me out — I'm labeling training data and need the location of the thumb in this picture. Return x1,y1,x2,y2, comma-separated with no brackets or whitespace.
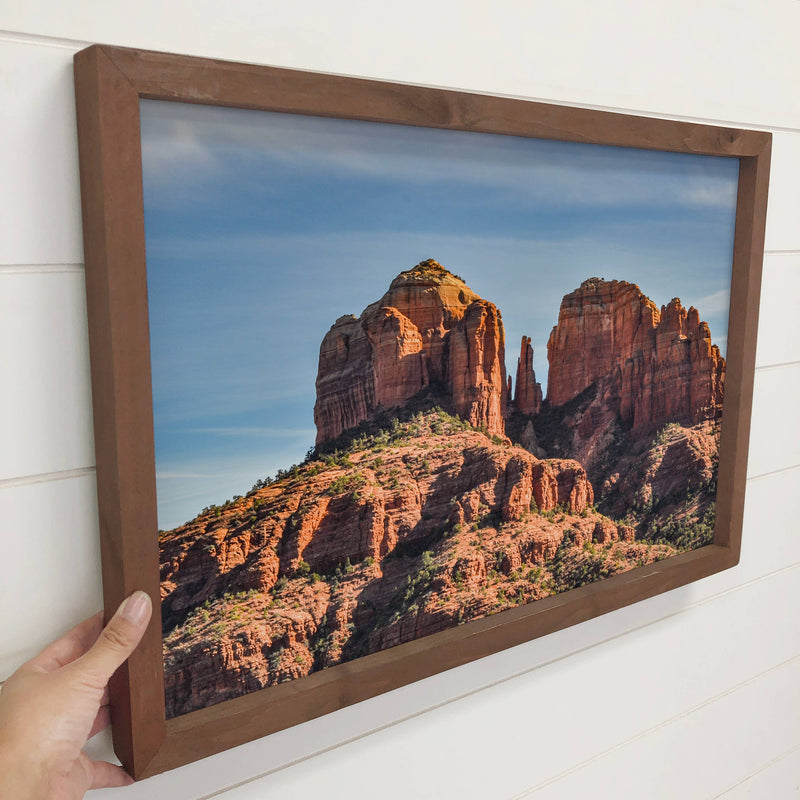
75,591,153,685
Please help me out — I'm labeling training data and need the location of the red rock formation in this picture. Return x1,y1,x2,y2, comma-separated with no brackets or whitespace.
592,519,618,545
546,280,657,406
600,419,719,521
161,269,728,718
448,300,507,434
364,307,428,410
160,409,688,718
313,314,376,445
513,336,543,416
376,259,479,383
546,278,725,431
314,259,507,444
160,423,596,623
553,459,594,513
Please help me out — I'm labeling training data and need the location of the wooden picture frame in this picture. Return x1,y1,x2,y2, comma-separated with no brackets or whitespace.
73,44,770,779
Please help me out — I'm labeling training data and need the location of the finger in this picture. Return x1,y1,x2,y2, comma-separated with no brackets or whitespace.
88,759,135,789
88,704,111,739
72,591,153,686
26,611,105,673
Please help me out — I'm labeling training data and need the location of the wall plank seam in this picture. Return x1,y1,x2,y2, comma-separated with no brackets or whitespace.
746,462,800,483
0,28,85,50
0,264,84,274
755,361,800,373
709,742,800,799
0,467,95,490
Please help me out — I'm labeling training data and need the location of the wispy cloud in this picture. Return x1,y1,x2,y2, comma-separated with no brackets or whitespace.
692,288,731,316
154,447,309,529
140,110,222,191
185,426,316,438
156,471,221,479
140,100,739,211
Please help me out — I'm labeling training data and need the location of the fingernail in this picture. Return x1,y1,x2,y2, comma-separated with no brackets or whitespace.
121,591,152,625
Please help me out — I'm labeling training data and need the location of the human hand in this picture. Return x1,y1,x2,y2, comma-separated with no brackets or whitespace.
0,591,153,799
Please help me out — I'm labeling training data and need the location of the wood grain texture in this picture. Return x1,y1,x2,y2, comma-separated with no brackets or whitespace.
715,148,771,550
73,45,166,775
103,45,770,157
72,43,771,779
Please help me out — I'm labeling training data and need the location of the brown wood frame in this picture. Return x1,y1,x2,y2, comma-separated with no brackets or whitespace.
73,43,771,780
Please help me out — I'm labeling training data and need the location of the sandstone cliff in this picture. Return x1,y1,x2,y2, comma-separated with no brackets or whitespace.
524,278,722,558
546,278,725,431
314,259,508,444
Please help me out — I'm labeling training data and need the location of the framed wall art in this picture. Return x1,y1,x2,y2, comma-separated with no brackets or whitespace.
73,44,770,778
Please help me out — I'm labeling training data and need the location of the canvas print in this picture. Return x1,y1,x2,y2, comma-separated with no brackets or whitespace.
141,100,738,718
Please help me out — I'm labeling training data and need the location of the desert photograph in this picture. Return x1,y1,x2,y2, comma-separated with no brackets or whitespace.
140,101,738,717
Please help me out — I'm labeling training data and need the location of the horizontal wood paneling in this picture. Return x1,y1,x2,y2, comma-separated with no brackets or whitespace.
720,745,800,798
756,253,800,369
0,269,95,480
0,39,84,265
764,132,800,252
0,473,102,680
2,1,800,130
522,656,800,799
746,364,800,478
2,39,800,272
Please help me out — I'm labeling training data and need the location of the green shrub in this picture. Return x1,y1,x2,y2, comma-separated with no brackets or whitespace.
268,647,284,672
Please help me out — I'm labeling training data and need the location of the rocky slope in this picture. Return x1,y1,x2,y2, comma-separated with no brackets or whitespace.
161,409,673,717
314,259,508,444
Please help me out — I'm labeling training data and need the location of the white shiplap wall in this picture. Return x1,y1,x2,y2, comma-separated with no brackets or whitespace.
1,2,799,798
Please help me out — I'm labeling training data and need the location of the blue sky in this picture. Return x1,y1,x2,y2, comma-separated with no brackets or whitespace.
140,99,739,530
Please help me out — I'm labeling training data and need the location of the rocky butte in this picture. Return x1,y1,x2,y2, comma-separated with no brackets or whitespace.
527,276,723,550
546,278,725,431
314,259,509,443
158,264,723,718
